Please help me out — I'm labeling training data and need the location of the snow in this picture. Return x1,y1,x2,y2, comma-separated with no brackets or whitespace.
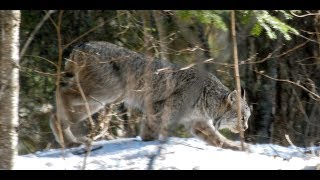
14,137,320,170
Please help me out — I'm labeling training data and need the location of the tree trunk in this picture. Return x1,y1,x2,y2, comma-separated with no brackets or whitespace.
253,37,279,143
173,12,211,71
140,10,153,56
0,10,20,169
230,10,245,150
153,10,168,60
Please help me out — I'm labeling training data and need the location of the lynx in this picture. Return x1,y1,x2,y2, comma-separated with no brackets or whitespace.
50,41,251,150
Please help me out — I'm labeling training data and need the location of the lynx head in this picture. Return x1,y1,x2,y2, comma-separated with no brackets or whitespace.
216,88,251,133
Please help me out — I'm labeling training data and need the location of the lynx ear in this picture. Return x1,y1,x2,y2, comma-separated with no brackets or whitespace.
227,90,237,105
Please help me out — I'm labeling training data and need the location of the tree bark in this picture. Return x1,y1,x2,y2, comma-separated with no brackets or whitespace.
230,10,245,150
153,10,168,60
0,10,20,169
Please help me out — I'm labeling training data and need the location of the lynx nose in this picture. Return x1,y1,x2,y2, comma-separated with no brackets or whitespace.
237,122,248,131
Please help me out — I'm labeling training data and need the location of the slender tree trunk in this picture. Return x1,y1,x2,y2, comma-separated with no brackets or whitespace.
0,10,21,169
230,10,244,150
153,10,168,60
140,10,153,55
254,40,278,144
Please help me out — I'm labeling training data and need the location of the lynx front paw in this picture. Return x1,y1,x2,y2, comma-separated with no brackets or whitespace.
223,141,250,151
64,136,91,148
65,141,83,148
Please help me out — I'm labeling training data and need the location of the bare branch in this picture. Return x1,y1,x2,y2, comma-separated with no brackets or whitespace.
254,69,320,101
21,67,58,76
74,69,95,170
63,21,106,50
24,55,58,69
285,134,306,155
54,10,65,156
273,40,310,58
242,40,309,65
290,10,320,18
20,10,56,59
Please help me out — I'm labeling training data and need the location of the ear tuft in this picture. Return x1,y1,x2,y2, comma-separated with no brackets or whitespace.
227,90,237,104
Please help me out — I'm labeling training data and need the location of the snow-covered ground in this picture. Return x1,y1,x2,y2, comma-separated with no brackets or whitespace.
14,137,320,170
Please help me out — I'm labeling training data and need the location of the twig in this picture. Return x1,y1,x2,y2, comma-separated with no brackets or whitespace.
20,10,56,58
54,10,65,157
290,85,320,127
285,134,296,148
74,71,95,170
268,145,284,159
24,55,58,68
290,10,320,18
173,141,205,150
296,33,320,45
21,67,58,76
273,40,310,58
63,21,106,50
254,70,320,100
242,40,308,65
285,134,306,155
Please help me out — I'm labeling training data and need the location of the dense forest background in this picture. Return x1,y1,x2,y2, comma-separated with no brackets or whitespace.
17,10,320,154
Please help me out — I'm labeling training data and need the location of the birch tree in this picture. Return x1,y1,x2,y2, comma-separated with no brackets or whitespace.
0,10,20,169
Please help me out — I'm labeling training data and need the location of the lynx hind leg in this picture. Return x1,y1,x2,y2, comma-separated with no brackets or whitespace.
191,121,246,151
139,115,161,141
139,100,171,142
49,114,88,147
54,87,105,147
